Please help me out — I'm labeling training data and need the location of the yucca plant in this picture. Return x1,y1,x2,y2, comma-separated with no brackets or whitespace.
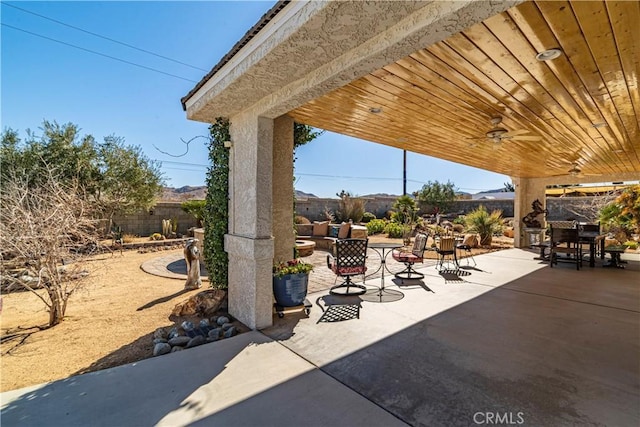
464,206,503,246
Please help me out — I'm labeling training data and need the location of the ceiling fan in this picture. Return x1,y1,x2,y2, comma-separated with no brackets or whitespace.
550,162,600,177
480,116,542,144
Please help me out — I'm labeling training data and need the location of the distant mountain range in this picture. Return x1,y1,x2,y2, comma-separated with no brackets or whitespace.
161,186,511,201
161,187,321,201
161,186,207,201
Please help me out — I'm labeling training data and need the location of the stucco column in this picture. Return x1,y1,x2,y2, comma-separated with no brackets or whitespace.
272,115,295,263
512,177,547,248
225,113,274,330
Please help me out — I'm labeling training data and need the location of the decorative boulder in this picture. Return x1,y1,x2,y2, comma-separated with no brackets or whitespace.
172,289,227,317
463,234,479,248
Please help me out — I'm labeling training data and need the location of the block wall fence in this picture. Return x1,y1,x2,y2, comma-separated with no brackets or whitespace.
113,197,601,237
296,196,598,223
112,202,199,236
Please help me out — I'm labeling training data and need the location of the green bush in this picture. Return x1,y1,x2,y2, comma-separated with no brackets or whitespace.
149,233,164,241
623,241,638,250
181,200,206,227
366,219,387,234
361,212,376,223
384,222,406,238
452,215,466,225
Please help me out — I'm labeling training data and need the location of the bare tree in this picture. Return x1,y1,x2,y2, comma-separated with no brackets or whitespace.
562,192,618,223
0,167,100,327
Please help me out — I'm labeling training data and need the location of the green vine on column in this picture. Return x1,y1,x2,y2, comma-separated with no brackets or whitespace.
204,117,230,289
203,120,321,286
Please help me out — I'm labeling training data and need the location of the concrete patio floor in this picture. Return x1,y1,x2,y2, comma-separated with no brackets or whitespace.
2,249,638,426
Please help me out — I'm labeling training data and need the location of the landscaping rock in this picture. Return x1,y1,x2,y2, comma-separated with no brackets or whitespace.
217,316,230,326
171,346,184,353
153,327,167,340
168,336,191,347
167,327,180,340
153,343,171,356
153,338,168,345
186,335,205,348
208,328,222,339
223,327,237,338
171,289,227,317
221,322,233,331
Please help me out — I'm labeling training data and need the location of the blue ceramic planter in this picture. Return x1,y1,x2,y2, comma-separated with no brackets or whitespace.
273,273,309,307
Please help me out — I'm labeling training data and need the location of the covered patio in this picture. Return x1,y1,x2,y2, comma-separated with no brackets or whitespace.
181,0,639,329
2,250,638,425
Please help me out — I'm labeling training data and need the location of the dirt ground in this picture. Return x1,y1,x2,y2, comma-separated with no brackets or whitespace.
1,235,514,393
0,249,206,392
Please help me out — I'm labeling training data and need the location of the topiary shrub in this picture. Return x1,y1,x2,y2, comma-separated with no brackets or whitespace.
366,219,387,235
361,212,376,223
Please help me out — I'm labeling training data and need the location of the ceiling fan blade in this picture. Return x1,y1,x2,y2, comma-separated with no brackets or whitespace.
506,129,532,136
511,135,542,141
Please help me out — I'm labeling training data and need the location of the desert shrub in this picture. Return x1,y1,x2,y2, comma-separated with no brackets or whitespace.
464,205,503,246
122,233,137,244
323,207,336,223
150,233,164,241
623,241,638,250
366,219,387,234
335,190,366,223
391,195,418,225
599,184,639,241
384,222,406,238
361,212,376,223
181,200,206,228
295,215,311,224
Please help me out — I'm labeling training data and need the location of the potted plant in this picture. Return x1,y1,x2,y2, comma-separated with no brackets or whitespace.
272,259,314,307
464,205,503,247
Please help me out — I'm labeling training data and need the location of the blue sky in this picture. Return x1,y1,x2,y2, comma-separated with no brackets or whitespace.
2,1,510,198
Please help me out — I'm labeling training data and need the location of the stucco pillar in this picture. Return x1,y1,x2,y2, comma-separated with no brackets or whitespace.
512,177,547,248
272,115,295,263
225,114,274,330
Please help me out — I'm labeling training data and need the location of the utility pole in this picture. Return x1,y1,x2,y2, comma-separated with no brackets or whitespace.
403,149,407,195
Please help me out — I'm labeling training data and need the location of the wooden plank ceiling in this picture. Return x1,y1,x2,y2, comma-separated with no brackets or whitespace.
289,0,639,180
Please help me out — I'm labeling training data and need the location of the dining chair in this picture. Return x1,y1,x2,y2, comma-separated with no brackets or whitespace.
326,238,368,296
436,236,458,271
549,225,582,270
392,232,429,280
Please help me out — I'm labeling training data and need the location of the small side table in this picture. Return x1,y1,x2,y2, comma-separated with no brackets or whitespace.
361,243,404,303
603,245,627,269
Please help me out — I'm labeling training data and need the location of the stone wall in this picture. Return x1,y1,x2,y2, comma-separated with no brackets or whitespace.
113,202,199,236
